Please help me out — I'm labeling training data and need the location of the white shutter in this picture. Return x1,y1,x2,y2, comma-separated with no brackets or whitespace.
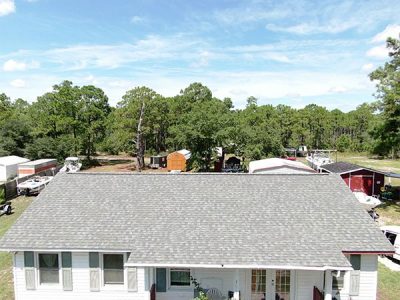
63,269,73,291
127,267,138,292
90,269,100,291
349,270,360,296
25,268,36,290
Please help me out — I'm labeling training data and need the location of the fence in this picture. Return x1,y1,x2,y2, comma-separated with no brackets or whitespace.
0,166,62,200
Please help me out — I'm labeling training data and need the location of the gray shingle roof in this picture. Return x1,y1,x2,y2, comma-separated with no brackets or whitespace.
0,173,393,269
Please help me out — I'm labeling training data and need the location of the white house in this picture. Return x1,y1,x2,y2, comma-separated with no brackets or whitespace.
0,156,30,182
248,158,315,174
0,173,393,300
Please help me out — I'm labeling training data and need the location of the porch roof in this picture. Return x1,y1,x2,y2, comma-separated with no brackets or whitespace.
0,173,393,269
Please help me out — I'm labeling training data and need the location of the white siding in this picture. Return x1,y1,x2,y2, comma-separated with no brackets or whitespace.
157,268,244,300
295,270,324,300
14,252,149,300
336,255,378,300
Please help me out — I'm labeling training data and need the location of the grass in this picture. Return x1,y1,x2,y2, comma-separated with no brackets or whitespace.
0,196,34,300
376,202,400,226
378,262,400,300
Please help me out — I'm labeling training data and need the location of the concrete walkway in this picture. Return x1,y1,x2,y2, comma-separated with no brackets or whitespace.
378,256,400,271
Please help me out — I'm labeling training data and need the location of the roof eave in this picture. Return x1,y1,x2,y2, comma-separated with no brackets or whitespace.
124,262,353,271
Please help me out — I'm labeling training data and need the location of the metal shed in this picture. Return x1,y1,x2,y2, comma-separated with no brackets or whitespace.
249,158,315,174
320,161,386,196
0,156,30,182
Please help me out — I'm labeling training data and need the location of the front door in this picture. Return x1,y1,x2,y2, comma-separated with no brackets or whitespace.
251,269,266,300
275,270,291,300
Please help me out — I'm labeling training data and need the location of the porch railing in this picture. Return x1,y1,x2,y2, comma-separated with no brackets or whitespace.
150,283,156,300
313,286,324,300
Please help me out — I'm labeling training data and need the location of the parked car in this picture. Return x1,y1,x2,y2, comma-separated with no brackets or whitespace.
381,225,400,260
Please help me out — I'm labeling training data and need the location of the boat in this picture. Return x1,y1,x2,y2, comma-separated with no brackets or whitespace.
306,150,336,171
60,157,82,173
353,191,382,209
17,176,53,196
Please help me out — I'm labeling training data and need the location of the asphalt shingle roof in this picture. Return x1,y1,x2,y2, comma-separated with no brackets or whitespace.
0,173,393,269
321,161,385,175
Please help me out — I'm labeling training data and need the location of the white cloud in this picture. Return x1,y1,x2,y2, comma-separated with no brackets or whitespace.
372,24,400,43
266,22,356,35
361,63,374,71
0,0,15,16
3,59,26,71
10,79,25,88
3,59,40,71
366,45,389,59
130,16,144,24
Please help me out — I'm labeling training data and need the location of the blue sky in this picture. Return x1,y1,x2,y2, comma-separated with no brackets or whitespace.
0,0,399,111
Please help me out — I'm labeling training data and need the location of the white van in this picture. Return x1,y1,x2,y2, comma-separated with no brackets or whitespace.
381,226,400,260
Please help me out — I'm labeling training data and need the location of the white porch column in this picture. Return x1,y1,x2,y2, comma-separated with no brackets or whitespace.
324,271,332,300
233,269,240,300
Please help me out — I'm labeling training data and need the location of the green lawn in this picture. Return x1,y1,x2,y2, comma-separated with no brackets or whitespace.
378,262,400,300
0,196,33,300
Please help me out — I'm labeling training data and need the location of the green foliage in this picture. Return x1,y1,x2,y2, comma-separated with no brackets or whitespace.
0,188,5,205
0,78,387,165
369,36,400,158
336,134,352,152
190,276,209,300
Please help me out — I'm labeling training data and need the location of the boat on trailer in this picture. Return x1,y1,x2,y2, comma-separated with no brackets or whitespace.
306,149,336,171
17,176,53,196
60,157,82,173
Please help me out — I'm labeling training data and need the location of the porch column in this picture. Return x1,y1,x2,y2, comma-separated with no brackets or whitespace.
324,271,332,300
233,269,240,300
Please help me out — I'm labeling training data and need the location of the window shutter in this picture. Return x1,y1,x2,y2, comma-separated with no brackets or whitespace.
62,252,73,291
127,267,138,292
349,270,360,296
24,252,34,267
24,252,36,290
89,252,100,291
156,268,167,292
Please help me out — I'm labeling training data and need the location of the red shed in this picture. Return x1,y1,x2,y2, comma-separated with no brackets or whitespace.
320,161,386,196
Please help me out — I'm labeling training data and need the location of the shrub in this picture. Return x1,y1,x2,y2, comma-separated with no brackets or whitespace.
0,187,5,205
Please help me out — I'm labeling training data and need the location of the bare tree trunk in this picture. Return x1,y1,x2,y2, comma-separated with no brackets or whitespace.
136,100,145,172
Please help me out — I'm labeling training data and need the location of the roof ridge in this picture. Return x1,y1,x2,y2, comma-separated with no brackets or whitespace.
69,172,331,176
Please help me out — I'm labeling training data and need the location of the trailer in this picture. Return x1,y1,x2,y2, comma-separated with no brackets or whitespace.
18,159,57,178
0,156,30,182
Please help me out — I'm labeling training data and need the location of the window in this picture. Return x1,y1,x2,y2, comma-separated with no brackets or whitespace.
276,270,290,300
39,253,59,284
170,268,190,286
251,269,266,293
332,271,345,290
103,254,124,285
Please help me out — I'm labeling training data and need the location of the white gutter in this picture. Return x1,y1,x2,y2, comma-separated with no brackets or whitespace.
124,262,353,271
0,248,131,253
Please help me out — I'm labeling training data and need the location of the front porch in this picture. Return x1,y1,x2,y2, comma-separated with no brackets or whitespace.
145,267,343,300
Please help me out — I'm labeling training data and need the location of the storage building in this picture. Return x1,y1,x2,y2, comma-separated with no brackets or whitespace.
167,149,191,172
18,159,57,178
320,161,386,196
0,156,30,181
249,158,315,174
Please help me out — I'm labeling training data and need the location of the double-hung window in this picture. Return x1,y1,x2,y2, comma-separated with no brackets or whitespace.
39,253,60,284
170,268,190,287
103,254,124,285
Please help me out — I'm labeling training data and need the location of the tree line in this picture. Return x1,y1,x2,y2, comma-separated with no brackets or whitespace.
0,37,399,168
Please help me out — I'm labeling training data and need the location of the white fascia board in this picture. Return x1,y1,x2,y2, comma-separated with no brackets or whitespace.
1,248,131,253
124,262,353,271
